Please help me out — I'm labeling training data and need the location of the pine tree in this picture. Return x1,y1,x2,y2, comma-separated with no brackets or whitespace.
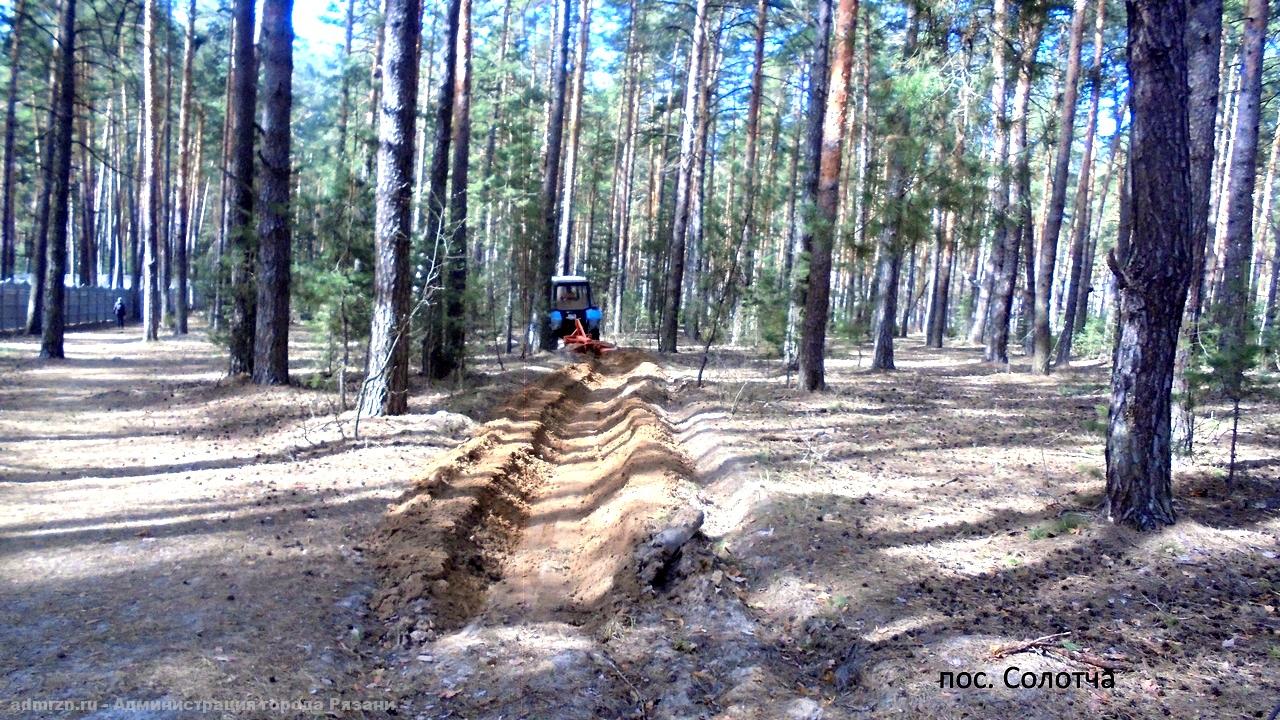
360,0,421,416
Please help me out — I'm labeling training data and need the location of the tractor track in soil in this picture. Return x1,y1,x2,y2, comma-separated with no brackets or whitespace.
366,349,809,720
371,348,695,638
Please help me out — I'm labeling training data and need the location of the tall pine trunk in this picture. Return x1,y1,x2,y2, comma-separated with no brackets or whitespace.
226,0,258,373
421,0,460,376
870,7,918,370
1054,0,1106,365
253,0,294,385
141,0,163,341
799,0,857,391
0,0,26,280
1169,1,1222,451
173,0,197,334
1105,0,1191,530
38,0,75,358
1031,0,1088,374
658,0,709,353
971,0,1010,347
787,1,833,366
1210,0,1267,394
557,0,592,273
987,10,1044,363
534,0,572,352
440,0,472,379
359,0,421,416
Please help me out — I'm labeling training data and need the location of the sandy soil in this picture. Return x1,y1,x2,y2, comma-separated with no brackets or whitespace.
2,322,1278,720
0,321,526,718
664,341,1280,720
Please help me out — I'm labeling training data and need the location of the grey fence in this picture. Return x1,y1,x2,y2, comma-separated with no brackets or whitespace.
0,283,137,333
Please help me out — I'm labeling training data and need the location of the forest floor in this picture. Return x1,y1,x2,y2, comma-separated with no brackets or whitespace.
1,321,1278,719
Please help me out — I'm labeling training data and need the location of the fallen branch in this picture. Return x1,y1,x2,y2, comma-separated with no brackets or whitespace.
989,632,1072,659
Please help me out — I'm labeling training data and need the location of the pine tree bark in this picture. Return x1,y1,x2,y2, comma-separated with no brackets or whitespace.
987,9,1043,363
0,0,26,280
534,0,572,352
26,49,61,335
1172,0,1218,448
1055,0,1107,365
1105,0,1192,530
1031,0,1089,374
658,0,709,353
420,0,461,376
440,0,472,379
734,0,768,327
870,7,918,370
359,0,421,416
1251,113,1280,307
557,0,592,273
226,0,258,372
608,0,640,335
253,0,294,385
800,0,858,391
75,71,97,288
1210,0,1267,393
141,0,163,342
926,210,956,347
787,0,833,363
970,0,1010,347
173,0,197,334
38,0,75,358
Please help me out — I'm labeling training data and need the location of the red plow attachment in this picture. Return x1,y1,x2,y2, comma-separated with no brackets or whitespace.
562,319,615,354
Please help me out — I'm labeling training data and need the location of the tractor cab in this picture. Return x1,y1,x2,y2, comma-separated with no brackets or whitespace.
548,275,602,342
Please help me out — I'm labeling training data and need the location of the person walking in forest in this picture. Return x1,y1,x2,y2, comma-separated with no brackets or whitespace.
114,297,126,329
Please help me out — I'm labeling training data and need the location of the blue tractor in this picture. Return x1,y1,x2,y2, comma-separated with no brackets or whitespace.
548,275,603,344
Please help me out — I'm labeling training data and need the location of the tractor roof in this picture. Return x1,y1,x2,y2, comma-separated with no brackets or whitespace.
551,275,589,284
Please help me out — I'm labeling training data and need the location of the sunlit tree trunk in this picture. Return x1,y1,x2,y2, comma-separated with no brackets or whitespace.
658,0,709,353
1032,0,1088,374
1210,0,1267,393
798,0,860,386
1105,0,1191,530
1251,113,1280,308
970,0,1009,347
141,0,163,342
173,0,197,334
360,0,421,416
1055,0,1106,365
1170,0,1223,452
